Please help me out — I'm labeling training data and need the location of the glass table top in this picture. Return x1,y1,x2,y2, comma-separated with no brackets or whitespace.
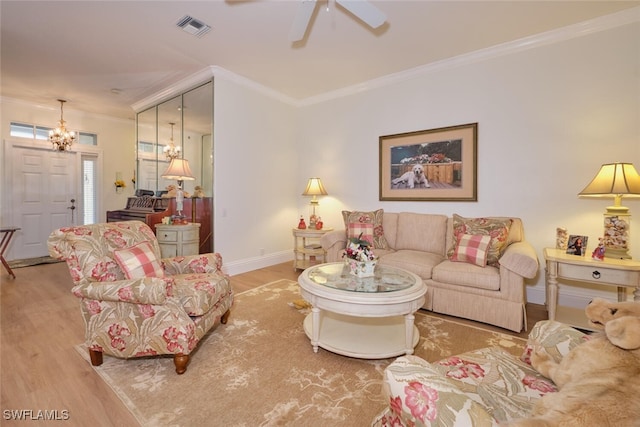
306,262,417,293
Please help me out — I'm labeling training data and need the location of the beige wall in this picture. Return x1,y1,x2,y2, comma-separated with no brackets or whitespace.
1,17,638,310
295,22,640,306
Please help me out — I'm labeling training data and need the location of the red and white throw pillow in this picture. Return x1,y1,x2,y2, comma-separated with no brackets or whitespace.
342,209,388,249
450,233,491,267
113,241,165,279
347,222,374,246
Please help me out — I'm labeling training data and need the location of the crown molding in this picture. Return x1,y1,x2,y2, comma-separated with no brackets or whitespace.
298,6,640,106
209,66,298,106
130,68,216,112
130,6,639,111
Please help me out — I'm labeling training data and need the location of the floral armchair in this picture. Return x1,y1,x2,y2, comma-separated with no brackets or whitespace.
372,320,588,426
47,220,233,374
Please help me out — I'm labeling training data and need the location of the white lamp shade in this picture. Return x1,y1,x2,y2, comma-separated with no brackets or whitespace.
161,158,195,181
302,178,328,197
579,162,640,198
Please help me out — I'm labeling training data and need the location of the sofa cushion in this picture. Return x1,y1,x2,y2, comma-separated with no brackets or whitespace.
450,233,491,267
432,260,500,291
395,212,448,255
434,346,557,422
379,355,496,426
520,320,588,366
113,241,165,279
172,273,232,316
449,215,513,267
342,209,389,249
381,213,399,249
379,250,443,280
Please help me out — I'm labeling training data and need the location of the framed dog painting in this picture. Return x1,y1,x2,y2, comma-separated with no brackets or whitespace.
379,123,478,201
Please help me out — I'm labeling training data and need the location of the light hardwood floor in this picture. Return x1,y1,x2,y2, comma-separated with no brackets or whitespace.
0,260,546,425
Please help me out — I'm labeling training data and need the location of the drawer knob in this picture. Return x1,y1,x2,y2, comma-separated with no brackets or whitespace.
592,270,601,279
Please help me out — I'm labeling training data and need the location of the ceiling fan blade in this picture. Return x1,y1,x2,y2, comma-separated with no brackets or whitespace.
336,0,386,29
289,0,317,42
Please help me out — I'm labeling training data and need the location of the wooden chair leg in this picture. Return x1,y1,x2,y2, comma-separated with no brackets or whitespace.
89,349,103,366
174,354,189,375
221,309,231,324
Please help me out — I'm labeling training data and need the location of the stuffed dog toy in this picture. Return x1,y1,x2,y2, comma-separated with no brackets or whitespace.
507,298,640,427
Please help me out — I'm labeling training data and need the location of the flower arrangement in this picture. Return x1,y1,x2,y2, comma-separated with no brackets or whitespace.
344,233,376,262
114,179,126,188
399,152,452,164
344,234,377,278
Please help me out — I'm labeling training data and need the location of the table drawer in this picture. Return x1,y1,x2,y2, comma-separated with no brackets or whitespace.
558,263,640,286
158,230,178,242
182,229,199,241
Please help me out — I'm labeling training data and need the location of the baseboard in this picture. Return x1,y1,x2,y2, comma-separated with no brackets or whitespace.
224,250,293,276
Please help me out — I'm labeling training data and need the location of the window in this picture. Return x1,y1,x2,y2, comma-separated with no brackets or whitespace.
79,132,97,145
81,156,97,224
10,122,37,138
10,122,97,145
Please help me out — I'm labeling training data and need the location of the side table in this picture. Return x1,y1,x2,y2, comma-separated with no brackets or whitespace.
544,247,640,330
292,227,333,270
0,227,20,279
155,223,201,258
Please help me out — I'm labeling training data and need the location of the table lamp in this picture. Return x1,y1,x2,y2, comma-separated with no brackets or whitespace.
578,162,640,259
302,177,328,229
162,158,195,223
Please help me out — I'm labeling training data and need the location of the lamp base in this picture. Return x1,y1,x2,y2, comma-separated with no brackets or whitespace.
604,247,631,260
603,212,630,260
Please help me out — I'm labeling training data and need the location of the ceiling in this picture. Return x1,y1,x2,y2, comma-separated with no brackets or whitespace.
1,1,638,121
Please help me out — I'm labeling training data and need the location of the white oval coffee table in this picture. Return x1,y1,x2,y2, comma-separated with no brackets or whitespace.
298,262,426,359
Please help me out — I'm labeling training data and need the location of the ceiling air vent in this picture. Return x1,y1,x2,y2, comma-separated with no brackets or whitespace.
176,15,211,38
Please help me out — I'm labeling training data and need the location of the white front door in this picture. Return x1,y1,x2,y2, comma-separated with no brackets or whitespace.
7,143,78,259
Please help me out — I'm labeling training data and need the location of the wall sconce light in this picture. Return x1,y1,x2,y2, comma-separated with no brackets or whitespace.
302,177,328,229
579,162,640,259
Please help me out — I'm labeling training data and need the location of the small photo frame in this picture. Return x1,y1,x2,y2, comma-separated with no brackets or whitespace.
566,235,588,256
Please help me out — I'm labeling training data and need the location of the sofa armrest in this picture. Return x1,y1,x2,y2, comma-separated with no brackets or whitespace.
320,229,347,263
71,277,169,305
499,241,539,279
520,320,587,366
377,355,497,427
162,253,224,275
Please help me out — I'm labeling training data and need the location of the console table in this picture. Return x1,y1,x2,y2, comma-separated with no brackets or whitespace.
544,247,640,329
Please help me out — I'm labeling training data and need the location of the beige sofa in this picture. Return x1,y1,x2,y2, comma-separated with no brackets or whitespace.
321,212,539,332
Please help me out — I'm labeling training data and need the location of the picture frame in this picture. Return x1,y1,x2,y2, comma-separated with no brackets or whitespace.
379,123,478,201
566,235,589,256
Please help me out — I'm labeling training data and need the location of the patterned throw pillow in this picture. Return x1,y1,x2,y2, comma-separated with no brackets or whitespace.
449,214,513,267
342,209,388,249
113,241,165,279
347,222,374,246
450,233,491,267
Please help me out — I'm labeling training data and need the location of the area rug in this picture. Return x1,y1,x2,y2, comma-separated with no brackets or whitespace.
8,255,61,268
75,279,526,426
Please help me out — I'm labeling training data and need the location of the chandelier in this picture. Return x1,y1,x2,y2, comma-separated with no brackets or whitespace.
49,99,76,151
163,122,181,160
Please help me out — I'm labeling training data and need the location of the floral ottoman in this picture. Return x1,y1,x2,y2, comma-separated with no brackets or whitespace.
372,320,588,427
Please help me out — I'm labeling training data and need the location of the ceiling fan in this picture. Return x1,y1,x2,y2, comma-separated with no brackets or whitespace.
289,0,387,42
